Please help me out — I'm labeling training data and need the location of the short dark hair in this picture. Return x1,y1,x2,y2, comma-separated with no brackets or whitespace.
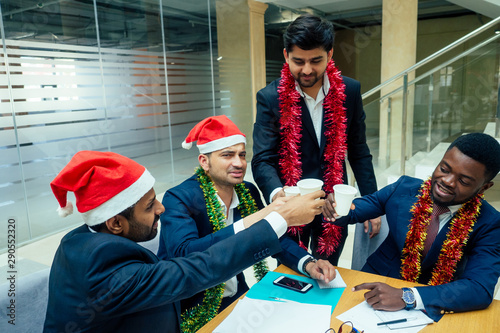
89,203,136,232
283,14,335,53
448,133,500,182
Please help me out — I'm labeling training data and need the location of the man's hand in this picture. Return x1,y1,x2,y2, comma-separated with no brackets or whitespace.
272,189,286,202
305,259,336,283
363,217,382,238
276,190,325,226
322,193,355,222
322,192,336,221
353,282,405,311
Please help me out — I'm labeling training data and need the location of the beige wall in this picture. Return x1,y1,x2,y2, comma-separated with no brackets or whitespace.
216,0,268,150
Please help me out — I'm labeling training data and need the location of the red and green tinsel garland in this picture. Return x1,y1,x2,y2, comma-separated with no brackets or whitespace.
180,167,268,332
400,178,482,285
278,60,347,256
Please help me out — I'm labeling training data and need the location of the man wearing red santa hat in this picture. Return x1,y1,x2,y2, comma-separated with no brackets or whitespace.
43,149,325,333
158,115,337,332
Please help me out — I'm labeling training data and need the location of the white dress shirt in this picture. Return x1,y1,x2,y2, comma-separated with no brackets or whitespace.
269,76,330,203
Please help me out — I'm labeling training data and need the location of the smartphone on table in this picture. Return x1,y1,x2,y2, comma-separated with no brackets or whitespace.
273,275,313,293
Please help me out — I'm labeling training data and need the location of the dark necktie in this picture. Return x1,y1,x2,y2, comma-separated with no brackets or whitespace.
422,204,450,257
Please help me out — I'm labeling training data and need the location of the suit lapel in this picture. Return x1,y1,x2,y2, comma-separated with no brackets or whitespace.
234,205,243,221
320,118,327,155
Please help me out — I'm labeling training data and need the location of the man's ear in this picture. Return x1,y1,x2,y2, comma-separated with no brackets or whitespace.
283,48,289,64
478,181,494,195
104,215,127,235
327,48,333,60
198,154,210,172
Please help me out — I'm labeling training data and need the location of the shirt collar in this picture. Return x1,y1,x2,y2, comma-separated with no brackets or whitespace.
447,203,462,216
216,188,239,211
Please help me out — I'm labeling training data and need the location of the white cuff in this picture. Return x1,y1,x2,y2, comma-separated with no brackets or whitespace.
298,255,313,275
269,187,283,203
233,219,245,234
412,288,425,311
265,211,287,238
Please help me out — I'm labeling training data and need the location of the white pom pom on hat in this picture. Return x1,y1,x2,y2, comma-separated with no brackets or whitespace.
182,140,192,150
182,115,246,154
57,201,74,217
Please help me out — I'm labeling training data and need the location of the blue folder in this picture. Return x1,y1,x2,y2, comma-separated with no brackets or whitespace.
245,271,345,314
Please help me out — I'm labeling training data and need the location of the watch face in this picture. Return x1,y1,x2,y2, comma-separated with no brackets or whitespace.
403,290,415,304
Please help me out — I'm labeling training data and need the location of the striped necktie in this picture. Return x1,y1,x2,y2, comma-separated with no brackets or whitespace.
422,204,450,257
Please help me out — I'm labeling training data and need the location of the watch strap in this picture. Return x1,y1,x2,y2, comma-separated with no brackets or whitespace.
302,257,317,276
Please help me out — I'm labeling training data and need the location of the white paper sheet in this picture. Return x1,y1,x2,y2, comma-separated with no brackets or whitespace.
213,297,332,333
337,301,433,332
317,269,347,289
375,308,434,330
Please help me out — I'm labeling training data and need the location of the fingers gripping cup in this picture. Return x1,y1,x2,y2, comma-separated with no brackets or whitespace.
297,179,324,195
284,186,300,197
333,184,357,216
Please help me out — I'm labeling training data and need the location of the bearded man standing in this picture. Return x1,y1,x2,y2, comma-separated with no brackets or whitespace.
252,14,380,266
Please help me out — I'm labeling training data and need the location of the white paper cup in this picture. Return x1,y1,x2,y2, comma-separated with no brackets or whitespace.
333,184,357,216
297,178,324,196
284,186,300,197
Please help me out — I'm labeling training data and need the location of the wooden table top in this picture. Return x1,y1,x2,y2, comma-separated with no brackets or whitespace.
199,265,500,332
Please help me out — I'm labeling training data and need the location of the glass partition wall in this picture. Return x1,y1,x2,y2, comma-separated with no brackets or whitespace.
0,0,252,250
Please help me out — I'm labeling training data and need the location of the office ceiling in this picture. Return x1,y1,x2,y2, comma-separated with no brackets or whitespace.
258,0,494,38
258,0,500,19
0,0,495,50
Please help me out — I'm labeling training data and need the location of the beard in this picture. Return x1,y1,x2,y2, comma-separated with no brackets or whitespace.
298,74,320,88
431,180,481,206
129,214,160,243
291,69,326,89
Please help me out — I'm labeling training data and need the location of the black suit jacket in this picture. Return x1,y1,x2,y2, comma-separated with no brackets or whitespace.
43,222,281,333
252,76,377,203
157,175,310,312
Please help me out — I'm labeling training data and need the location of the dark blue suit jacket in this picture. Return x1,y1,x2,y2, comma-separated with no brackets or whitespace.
251,76,377,203
157,175,309,312
43,222,282,333
336,176,500,321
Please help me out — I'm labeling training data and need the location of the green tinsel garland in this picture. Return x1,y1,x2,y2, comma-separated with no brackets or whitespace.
180,167,269,332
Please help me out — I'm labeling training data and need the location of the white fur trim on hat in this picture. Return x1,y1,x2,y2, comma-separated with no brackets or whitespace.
81,169,155,226
197,134,246,154
57,201,74,217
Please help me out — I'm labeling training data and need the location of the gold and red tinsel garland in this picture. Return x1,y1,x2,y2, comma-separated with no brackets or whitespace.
181,167,268,333
278,60,347,256
400,178,482,285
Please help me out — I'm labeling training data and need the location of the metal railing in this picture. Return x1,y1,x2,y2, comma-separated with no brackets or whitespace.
362,16,500,100
361,16,500,175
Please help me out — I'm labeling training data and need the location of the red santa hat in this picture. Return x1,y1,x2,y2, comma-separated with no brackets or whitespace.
50,151,155,226
182,115,246,154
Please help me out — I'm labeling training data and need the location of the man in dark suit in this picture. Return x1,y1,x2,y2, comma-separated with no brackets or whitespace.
158,115,336,331
43,150,325,333
331,133,500,321
252,14,380,265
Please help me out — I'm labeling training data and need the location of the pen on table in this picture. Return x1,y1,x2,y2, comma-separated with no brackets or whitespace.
377,318,407,326
268,297,300,303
